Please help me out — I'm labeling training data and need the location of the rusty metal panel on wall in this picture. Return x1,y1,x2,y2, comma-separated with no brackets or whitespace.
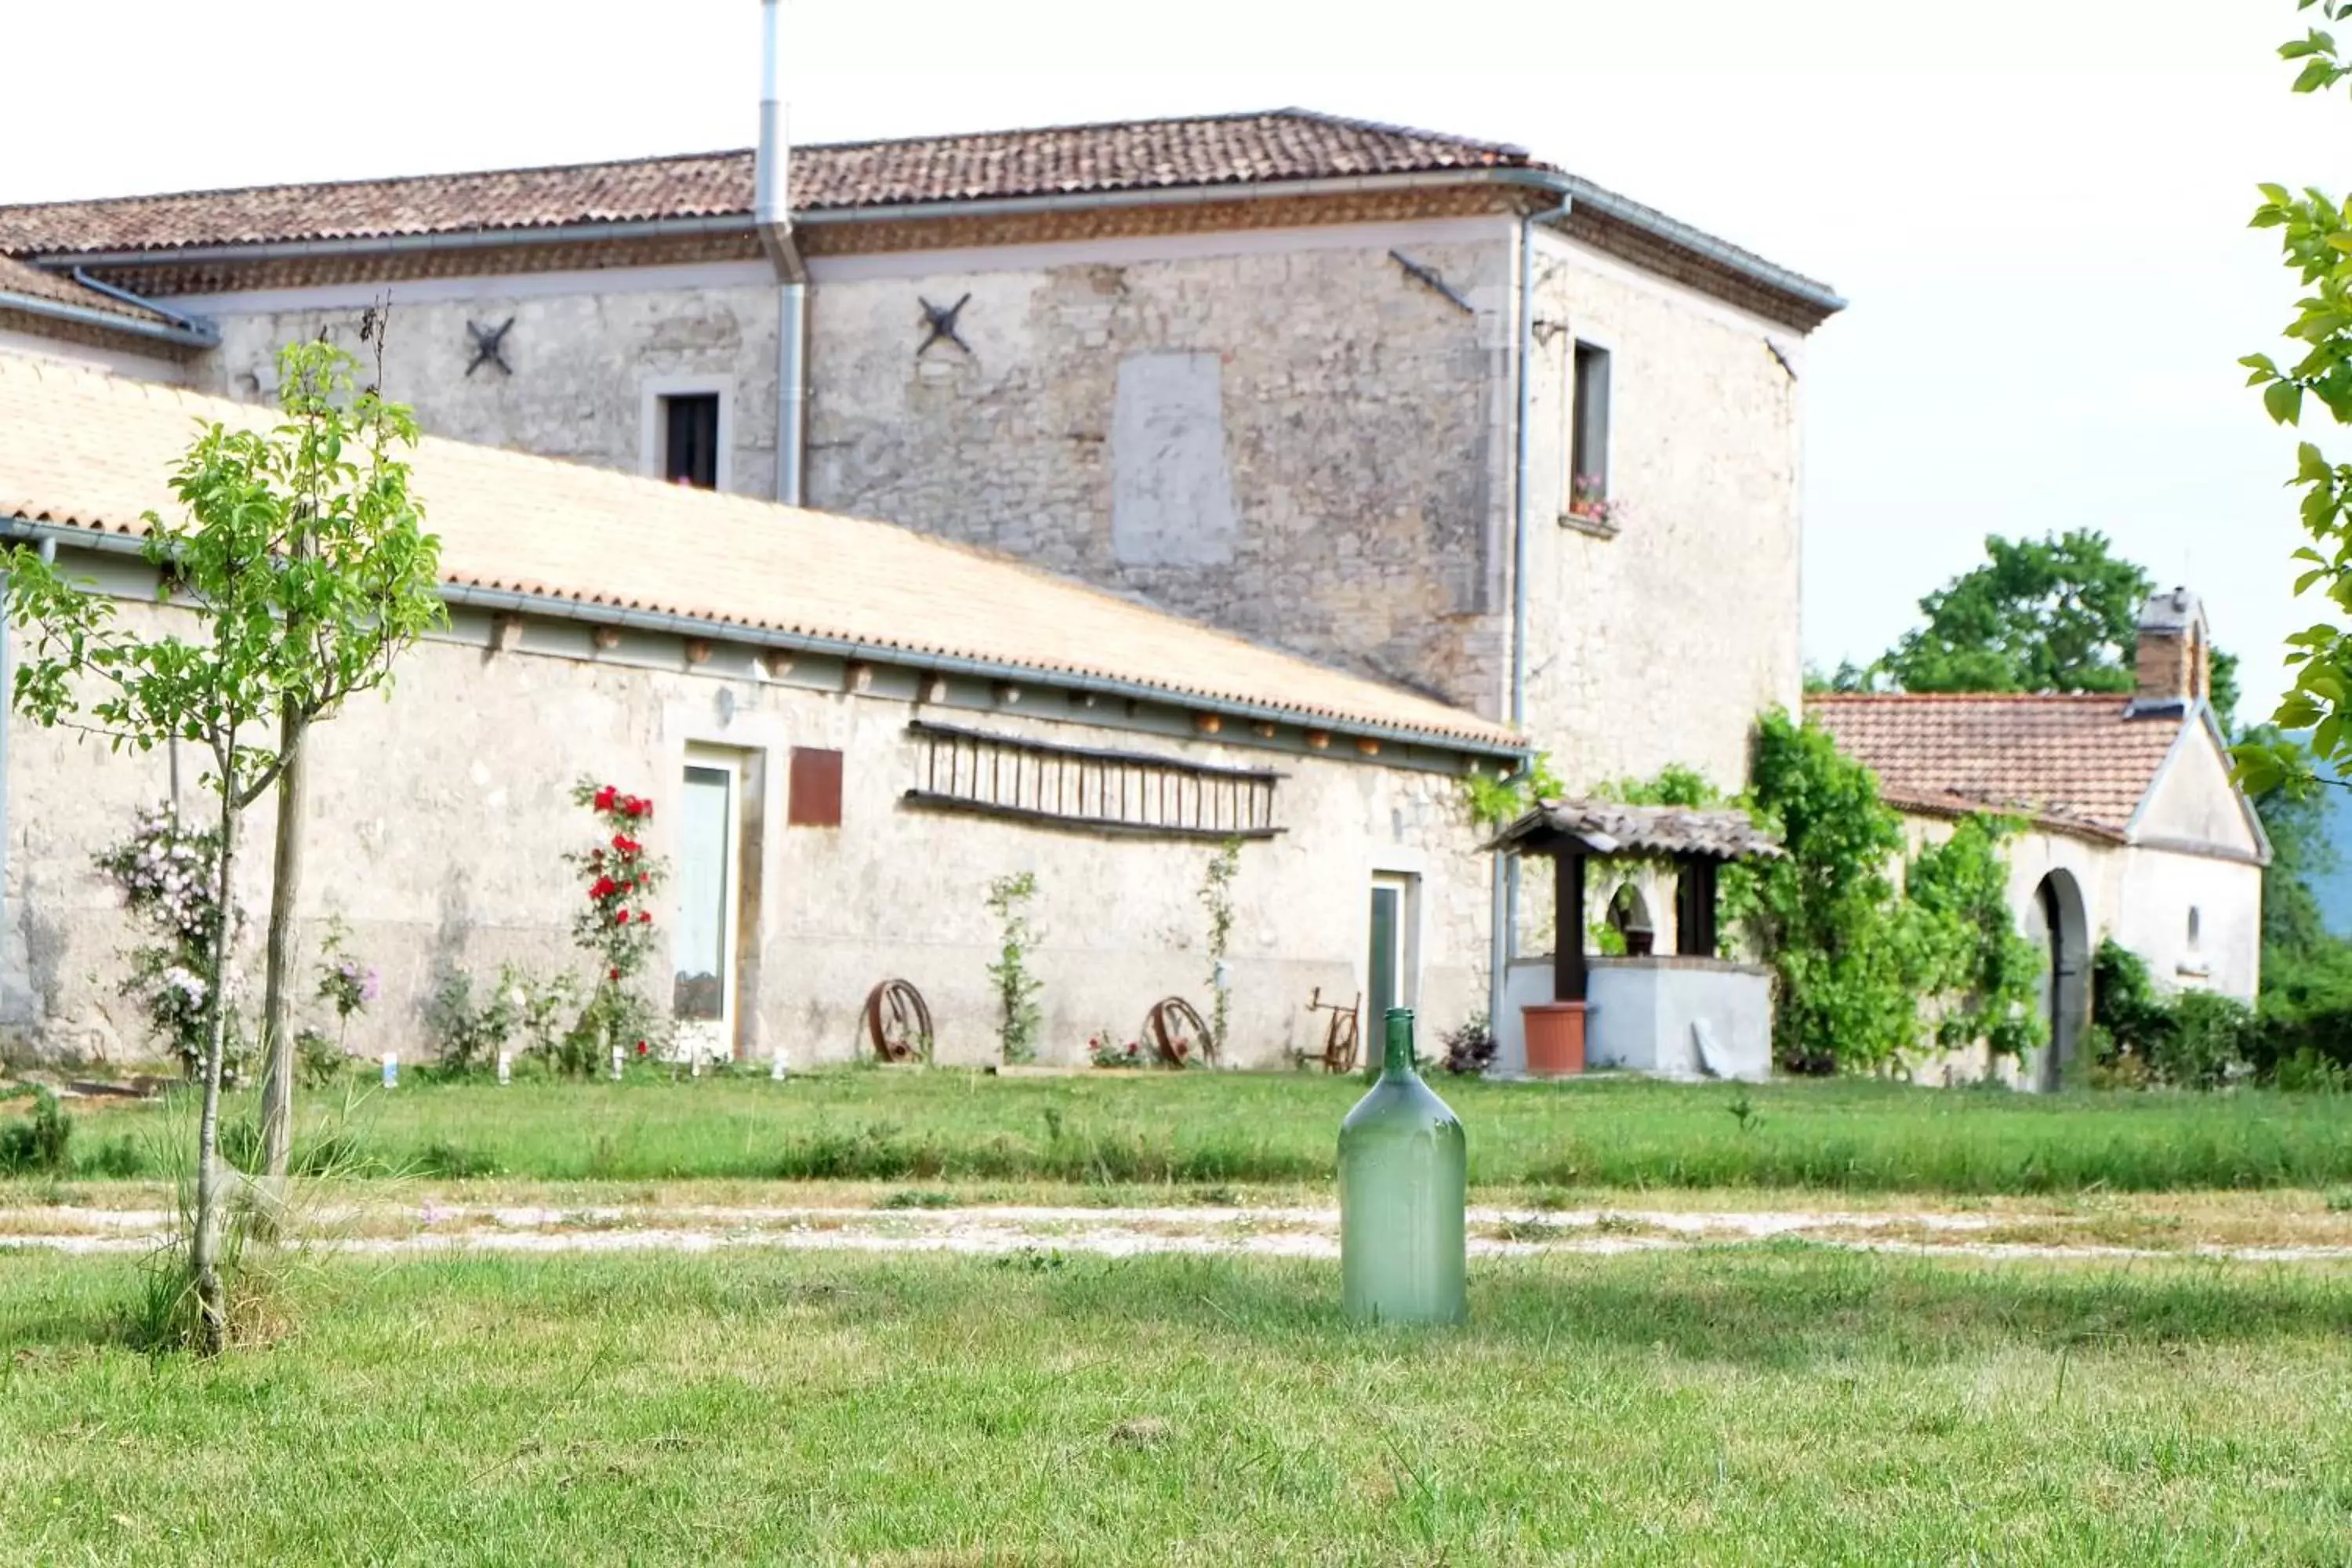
787,746,844,827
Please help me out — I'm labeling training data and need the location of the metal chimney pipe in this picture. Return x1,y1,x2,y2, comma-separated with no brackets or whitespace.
757,0,808,506
757,0,786,228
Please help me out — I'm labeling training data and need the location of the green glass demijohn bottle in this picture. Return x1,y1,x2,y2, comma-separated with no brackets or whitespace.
1338,1008,1467,1325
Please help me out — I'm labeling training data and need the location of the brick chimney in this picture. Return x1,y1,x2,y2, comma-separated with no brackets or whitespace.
2130,586,2209,714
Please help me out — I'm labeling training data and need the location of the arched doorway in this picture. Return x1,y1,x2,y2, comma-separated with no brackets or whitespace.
2022,870,2090,1091
1605,881,1655,956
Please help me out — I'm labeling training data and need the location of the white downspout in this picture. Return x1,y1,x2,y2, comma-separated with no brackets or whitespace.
757,0,807,506
1490,198,1571,1073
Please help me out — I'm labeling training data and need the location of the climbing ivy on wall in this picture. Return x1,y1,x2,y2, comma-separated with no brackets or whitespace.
1906,815,2049,1064
1460,752,1566,829
1715,712,2041,1073
1722,711,1922,1074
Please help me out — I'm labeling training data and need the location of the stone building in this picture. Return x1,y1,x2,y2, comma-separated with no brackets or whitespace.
1810,590,2268,1088
0,104,1843,1065
0,107,1839,793
0,353,1516,1067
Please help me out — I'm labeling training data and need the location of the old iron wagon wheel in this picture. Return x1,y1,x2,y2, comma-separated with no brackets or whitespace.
1145,996,1214,1068
862,980,934,1064
1323,1007,1359,1074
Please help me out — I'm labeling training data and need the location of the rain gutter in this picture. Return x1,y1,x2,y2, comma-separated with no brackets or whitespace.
0,285,216,349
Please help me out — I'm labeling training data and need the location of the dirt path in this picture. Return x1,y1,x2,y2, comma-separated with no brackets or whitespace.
8,1201,2352,1264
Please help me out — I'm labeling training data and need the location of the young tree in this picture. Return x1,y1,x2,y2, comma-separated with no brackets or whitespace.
247,322,443,1186
2237,1,2352,787
5,336,441,1352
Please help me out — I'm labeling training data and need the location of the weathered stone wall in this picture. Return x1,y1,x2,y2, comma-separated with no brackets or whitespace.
191,274,785,502
160,214,1811,793
1,585,1490,1072
1519,233,1806,793
802,227,1518,718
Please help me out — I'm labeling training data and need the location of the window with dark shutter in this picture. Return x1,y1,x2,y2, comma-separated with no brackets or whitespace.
661,394,721,489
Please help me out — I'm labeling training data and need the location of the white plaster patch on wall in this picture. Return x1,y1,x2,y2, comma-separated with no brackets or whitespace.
1110,351,1240,568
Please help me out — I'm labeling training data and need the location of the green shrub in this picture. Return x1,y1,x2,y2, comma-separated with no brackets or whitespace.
0,1088,71,1174
2274,1047,2350,1094
2155,992,2257,1090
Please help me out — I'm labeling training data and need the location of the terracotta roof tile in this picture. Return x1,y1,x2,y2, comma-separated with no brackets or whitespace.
0,111,1534,256
0,351,1519,753
1807,693,2182,840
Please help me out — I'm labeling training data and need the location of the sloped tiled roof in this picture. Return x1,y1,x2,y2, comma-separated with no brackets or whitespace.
0,352,1519,753
1490,799,1781,861
1807,693,2183,840
0,111,1535,257
0,252,173,324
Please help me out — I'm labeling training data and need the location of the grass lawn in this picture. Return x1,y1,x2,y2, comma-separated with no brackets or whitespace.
5,1243,2350,1563
39,1068,2352,1195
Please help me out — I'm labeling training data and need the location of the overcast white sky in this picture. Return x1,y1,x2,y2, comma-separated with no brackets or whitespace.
0,1,2336,713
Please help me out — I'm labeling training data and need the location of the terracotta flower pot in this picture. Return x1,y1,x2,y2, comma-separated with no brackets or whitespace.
1523,1002,1588,1076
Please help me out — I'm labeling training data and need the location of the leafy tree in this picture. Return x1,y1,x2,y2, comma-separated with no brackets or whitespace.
4,337,441,1352
1873,531,2239,725
2242,725,2338,958
2237,2,2352,786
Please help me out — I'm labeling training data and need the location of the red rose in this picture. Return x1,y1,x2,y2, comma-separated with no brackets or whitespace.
594,786,618,811
635,1040,648,1056
608,967,620,981
636,910,651,924
590,876,616,899
615,910,630,926
611,834,630,852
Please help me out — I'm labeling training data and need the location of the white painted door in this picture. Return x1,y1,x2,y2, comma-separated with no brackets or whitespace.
672,751,742,1063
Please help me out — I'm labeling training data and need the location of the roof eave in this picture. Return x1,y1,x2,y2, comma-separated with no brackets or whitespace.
0,513,1526,763
797,165,1846,321
28,212,760,272
30,168,1845,327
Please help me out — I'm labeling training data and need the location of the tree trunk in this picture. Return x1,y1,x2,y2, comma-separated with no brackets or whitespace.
191,762,239,1356
257,708,307,1183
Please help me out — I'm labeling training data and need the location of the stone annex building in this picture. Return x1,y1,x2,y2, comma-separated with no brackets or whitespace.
1813,590,2268,1087
0,106,1846,1069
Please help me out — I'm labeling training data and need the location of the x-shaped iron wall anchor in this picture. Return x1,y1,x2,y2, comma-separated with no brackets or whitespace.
916,293,972,357
466,317,516,377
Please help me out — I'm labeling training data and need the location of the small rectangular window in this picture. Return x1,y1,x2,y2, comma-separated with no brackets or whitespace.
661,394,720,489
1570,343,1611,515
1367,872,1417,1065
673,760,737,1029
788,746,844,828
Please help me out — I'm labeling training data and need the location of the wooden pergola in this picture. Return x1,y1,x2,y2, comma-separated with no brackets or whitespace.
1488,800,1782,1004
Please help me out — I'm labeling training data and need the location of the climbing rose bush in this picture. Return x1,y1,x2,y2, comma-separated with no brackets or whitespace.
561,779,671,1072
